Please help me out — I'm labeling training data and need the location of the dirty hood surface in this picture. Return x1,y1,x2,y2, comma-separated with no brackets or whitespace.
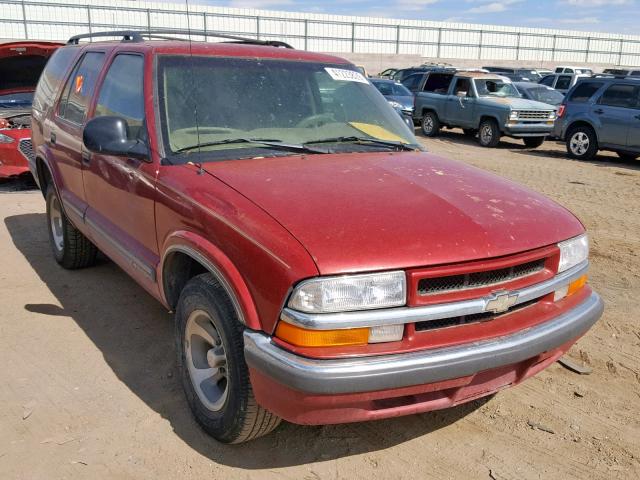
204,152,583,274
488,96,556,110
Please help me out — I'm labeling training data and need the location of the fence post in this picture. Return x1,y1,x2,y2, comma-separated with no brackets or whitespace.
551,34,557,62
436,27,442,58
395,25,401,54
146,9,151,37
478,30,483,60
516,32,521,60
618,38,624,66
87,6,92,40
203,12,207,41
21,0,28,39
304,19,308,50
585,36,591,63
351,22,355,52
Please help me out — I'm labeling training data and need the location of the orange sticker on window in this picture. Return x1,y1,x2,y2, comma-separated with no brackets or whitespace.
75,75,84,94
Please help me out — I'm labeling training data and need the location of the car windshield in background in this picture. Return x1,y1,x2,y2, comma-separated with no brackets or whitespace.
157,56,419,161
372,81,413,97
474,79,520,98
523,86,564,105
0,91,34,108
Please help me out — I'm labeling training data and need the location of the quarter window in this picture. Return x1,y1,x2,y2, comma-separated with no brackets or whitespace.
598,84,637,108
540,75,555,87
33,48,77,113
58,52,105,125
567,82,602,103
555,76,572,90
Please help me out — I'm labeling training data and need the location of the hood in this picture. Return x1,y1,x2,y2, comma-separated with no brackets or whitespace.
0,42,61,93
485,96,556,110
386,95,414,111
204,152,583,274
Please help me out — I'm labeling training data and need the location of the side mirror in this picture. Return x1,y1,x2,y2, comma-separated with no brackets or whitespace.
456,91,468,98
83,116,149,159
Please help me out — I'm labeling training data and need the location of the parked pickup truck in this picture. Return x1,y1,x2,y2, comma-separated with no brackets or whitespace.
414,71,557,148
31,30,603,444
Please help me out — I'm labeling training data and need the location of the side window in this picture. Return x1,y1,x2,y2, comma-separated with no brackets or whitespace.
631,71,640,77
540,75,555,87
423,74,454,94
453,78,471,96
556,76,572,90
598,84,636,108
58,52,105,125
33,48,77,113
565,68,574,74
567,82,603,103
94,54,145,137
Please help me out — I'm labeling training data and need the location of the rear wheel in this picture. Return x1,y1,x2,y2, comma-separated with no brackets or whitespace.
421,111,440,137
617,152,638,161
45,184,97,269
176,273,281,444
566,125,598,160
523,137,545,148
478,119,501,147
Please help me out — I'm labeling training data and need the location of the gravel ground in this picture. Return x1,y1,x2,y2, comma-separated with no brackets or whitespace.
0,132,638,479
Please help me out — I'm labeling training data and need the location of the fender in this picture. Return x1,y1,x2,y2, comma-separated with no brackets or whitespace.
160,230,261,330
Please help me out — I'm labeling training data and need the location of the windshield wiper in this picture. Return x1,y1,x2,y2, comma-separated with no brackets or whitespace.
175,138,327,154
304,136,419,152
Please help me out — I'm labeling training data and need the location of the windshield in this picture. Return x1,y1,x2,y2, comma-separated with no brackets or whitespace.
522,86,564,105
372,81,412,97
474,79,520,98
0,91,34,108
157,56,419,162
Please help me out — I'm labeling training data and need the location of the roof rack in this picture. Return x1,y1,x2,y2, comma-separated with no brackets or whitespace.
66,29,294,49
589,73,640,79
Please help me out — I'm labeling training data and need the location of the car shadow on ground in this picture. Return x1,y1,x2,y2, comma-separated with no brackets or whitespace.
419,128,531,150
5,212,489,469
511,147,640,172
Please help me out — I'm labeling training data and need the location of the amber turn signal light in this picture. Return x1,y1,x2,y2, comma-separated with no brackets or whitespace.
275,321,369,347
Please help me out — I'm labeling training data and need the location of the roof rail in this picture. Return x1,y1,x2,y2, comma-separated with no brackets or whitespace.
67,29,294,49
589,73,640,79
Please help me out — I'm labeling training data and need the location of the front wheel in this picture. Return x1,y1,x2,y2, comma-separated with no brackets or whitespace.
176,273,281,444
45,184,97,269
421,111,440,137
478,119,501,148
523,137,545,148
566,125,598,160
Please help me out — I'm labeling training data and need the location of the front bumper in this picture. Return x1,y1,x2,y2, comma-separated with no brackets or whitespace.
0,134,31,178
503,122,555,138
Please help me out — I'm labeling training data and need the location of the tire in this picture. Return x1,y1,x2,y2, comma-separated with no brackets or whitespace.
523,137,545,148
176,273,281,444
462,129,477,137
617,152,638,161
421,111,440,137
566,125,598,160
45,184,97,269
478,119,501,147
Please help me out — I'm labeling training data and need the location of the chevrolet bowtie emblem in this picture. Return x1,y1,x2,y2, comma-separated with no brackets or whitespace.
484,291,519,314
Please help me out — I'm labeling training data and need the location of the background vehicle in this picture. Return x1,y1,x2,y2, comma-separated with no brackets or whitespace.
483,66,542,81
392,64,455,82
30,30,601,445
602,67,640,77
553,76,640,161
539,73,589,94
0,41,61,178
414,71,556,147
370,78,415,119
514,81,565,107
376,68,398,79
401,68,456,93
555,66,593,75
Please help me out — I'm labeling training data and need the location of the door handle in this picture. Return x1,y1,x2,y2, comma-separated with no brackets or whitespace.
594,109,604,114
50,132,56,144
81,151,91,165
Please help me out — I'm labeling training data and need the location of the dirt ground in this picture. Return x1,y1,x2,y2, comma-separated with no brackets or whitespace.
1,132,639,480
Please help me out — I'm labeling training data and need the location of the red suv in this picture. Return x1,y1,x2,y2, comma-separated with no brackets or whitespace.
30,31,603,444
0,41,61,178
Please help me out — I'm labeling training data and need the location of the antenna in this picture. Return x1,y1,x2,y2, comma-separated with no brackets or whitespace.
185,0,203,174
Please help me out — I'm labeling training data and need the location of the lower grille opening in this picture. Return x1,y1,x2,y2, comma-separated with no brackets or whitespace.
415,298,540,332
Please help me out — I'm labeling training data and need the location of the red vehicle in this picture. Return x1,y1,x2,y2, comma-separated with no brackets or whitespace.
0,41,61,178
30,31,603,444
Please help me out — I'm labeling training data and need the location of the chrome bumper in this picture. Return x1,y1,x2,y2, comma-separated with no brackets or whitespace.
244,291,603,395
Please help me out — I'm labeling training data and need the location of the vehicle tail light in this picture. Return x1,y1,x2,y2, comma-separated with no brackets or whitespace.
275,321,404,347
553,275,587,302
557,105,566,118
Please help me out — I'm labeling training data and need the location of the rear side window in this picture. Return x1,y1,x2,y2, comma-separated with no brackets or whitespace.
33,48,77,113
556,76,572,90
402,74,422,91
94,54,145,137
423,73,453,94
567,82,602,103
598,84,637,108
58,52,105,125
540,75,555,86
631,71,640,77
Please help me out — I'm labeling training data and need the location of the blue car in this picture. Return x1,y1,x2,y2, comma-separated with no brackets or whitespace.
553,76,640,161
371,78,415,129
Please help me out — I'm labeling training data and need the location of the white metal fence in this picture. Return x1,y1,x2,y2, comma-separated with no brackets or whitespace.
1,0,639,66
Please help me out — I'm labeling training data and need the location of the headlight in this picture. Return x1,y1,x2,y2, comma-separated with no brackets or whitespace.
288,271,406,313
548,111,557,120
509,111,519,120
387,100,403,109
557,234,588,273
0,133,14,144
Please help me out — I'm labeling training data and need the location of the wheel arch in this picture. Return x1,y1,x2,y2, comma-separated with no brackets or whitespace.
566,120,599,144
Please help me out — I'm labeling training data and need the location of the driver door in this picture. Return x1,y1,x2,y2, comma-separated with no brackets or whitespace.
445,78,475,127
83,52,160,293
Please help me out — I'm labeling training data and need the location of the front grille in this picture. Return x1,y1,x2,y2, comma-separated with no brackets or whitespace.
415,297,539,332
18,138,34,163
516,110,553,120
418,259,545,296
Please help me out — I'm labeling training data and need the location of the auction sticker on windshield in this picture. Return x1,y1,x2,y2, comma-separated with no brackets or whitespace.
325,68,368,84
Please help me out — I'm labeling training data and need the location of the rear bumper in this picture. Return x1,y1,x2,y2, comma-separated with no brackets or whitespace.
503,122,554,137
244,292,603,423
